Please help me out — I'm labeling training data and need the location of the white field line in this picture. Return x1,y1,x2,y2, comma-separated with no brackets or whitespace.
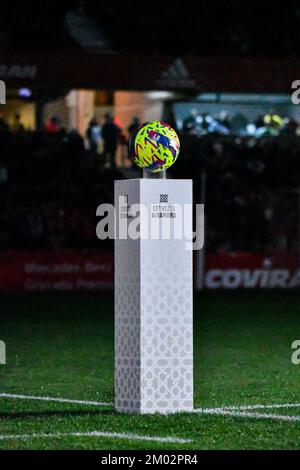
194,403,300,413
0,393,113,407
2,393,300,423
0,431,191,444
2,393,300,412
192,408,300,423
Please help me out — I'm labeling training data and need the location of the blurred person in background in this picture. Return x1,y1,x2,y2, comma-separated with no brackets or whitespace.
128,116,141,136
12,113,25,132
86,117,102,158
125,117,141,167
102,113,119,168
45,116,61,134
0,115,9,132
182,109,198,134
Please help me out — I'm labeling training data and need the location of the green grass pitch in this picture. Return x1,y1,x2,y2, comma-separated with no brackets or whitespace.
0,291,300,450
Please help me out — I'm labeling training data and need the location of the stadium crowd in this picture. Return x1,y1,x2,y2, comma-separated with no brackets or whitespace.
177,134,299,253
0,117,299,255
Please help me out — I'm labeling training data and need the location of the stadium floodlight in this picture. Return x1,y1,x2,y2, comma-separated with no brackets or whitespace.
115,121,193,414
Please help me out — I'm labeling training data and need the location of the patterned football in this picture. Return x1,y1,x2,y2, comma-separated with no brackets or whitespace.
129,120,180,172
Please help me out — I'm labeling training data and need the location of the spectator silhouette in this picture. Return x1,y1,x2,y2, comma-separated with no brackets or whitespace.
12,113,25,132
0,116,9,132
101,113,119,168
45,116,60,134
86,117,102,157
128,116,141,136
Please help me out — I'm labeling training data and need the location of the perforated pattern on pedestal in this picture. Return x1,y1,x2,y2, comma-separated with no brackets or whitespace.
140,242,193,413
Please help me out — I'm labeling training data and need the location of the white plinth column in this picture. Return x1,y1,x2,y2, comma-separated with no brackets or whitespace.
115,179,193,414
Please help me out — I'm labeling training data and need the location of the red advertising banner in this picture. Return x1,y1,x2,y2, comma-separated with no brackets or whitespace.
0,251,299,292
0,251,114,293
202,252,300,289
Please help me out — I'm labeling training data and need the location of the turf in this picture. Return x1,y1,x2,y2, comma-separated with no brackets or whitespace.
0,291,300,450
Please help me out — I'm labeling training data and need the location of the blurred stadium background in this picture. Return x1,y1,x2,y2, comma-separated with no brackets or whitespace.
0,0,300,450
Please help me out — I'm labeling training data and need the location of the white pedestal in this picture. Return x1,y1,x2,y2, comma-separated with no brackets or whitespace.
115,179,193,414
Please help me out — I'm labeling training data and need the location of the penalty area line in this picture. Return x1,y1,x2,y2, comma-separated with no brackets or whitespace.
0,393,113,407
0,431,191,444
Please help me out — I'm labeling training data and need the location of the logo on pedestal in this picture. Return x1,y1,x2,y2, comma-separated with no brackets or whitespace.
160,194,168,203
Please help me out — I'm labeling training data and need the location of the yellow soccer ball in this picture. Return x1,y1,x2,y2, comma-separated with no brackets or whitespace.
129,120,180,172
